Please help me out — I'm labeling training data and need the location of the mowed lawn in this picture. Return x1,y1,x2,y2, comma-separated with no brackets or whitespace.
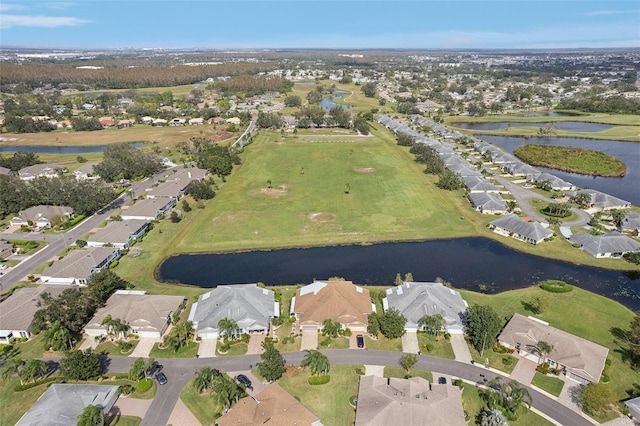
175,127,478,252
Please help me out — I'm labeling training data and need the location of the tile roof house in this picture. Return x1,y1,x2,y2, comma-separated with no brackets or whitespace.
570,231,640,258
383,282,468,334
120,198,176,221
0,285,71,343
291,280,375,332
215,382,323,426
354,376,466,426
468,192,508,214
86,219,149,249
18,164,66,181
189,284,279,339
16,384,119,426
498,313,609,385
489,214,553,245
40,247,121,286
84,290,184,339
9,205,74,228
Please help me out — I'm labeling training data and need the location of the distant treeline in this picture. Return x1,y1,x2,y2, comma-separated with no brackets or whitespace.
211,74,292,95
556,95,640,115
0,62,278,89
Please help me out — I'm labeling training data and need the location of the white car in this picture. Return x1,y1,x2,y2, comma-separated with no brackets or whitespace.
0,264,7,270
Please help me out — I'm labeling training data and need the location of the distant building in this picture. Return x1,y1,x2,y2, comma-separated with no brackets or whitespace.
10,205,74,228
489,214,553,244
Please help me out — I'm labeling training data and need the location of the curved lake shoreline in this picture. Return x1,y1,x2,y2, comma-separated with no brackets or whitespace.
157,237,640,311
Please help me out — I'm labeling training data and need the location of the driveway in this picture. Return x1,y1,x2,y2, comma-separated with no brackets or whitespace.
450,334,473,363
197,338,217,358
129,338,158,358
166,399,201,426
300,329,318,351
510,356,537,385
110,397,153,419
246,334,265,355
401,331,419,354
78,336,99,351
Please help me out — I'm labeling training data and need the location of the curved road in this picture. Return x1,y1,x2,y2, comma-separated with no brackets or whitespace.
101,350,592,426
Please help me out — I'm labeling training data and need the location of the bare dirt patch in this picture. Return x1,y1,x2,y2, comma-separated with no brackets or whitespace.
211,130,233,142
354,167,376,173
308,212,337,223
256,184,288,198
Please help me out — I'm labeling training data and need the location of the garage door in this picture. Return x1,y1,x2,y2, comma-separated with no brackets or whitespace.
302,326,318,331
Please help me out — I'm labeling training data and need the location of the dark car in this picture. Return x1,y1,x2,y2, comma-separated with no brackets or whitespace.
438,376,447,385
235,374,252,388
356,334,365,348
155,372,168,385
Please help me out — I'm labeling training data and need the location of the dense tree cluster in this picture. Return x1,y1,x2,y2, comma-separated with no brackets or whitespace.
185,179,215,201
70,116,103,131
0,152,41,172
213,74,292,96
367,308,407,339
284,95,302,107
3,116,56,133
256,112,284,129
396,132,415,146
464,305,503,353
94,143,163,182
0,174,116,217
410,144,445,175
352,114,370,135
60,349,103,381
361,82,377,98
180,137,240,178
557,95,640,114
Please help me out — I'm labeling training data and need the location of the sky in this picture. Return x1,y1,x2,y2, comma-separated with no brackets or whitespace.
0,1,639,50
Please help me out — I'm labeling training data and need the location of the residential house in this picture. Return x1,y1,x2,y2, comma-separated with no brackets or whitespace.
569,189,631,211
117,119,135,129
354,376,466,426
152,118,168,127
99,116,115,128
169,118,186,126
145,168,207,200
624,396,640,423
0,285,70,343
188,117,204,125
0,240,12,259
86,219,149,249
10,205,74,228
73,163,98,181
528,172,575,191
468,192,508,214
226,117,241,125
16,384,119,426
621,212,640,235
40,246,121,285
498,313,609,385
0,166,11,176
18,164,66,181
462,175,500,193
120,198,176,221
291,280,375,332
382,282,468,334
216,383,323,426
570,231,640,258
84,290,184,339
489,214,553,245
189,284,278,339
141,116,154,124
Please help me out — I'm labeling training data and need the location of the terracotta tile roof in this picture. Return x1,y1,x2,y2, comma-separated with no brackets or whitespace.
294,280,372,328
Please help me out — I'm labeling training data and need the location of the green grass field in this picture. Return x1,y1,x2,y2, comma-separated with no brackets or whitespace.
531,372,565,397
514,144,627,176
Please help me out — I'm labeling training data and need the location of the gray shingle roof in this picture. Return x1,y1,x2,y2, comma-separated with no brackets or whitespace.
490,214,553,243
41,247,118,280
121,198,174,219
570,231,640,257
570,189,631,210
87,220,148,246
468,192,508,212
0,286,71,331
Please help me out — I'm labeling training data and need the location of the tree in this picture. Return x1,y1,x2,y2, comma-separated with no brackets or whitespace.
378,308,407,339
326,106,351,128
611,209,625,227
129,357,146,381
399,353,417,371
60,349,102,380
483,378,532,419
617,314,640,369
257,341,286,382
1,357,25,384
194,366,220,393
437,170,464,191
480,408,509,426
217,317,238,340
367,312,380,337
212,374,245,411
321,319,341,338
396,132,415,147
42,320,73,351
77,404,105,426
580,382,616,416
418,314,446,336
169,211,182,223
536,341,553,365
464,305,503,355
300,350,330,376
185,179,215,200
284,95,302,107
101,315,130,340
181,199,192,212
20,359,46,384
404,272,414,282
394,273,403,286
352,115,370,135
361,82,377,98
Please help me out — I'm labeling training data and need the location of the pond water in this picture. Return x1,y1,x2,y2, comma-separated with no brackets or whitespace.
157,238,640,310
479,135,640,206
455,122,613,132
318,90,351,111
0,142,144,154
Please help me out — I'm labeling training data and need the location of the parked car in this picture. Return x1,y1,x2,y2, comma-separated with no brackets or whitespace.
235,374,252,388
0,264,7,270
356,334,365,348
155,372,168,385
438,376,447,385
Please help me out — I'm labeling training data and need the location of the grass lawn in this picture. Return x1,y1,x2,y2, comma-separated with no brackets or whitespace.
384,366,434,382
461,383,556,426
95,377,156,399
149,341,198,358
364,335,402,352
272,323,302,352
513,144,626,177
528,199,579,222
216,342,248,357
11,333,63,359
417,333,456,359
460,285,640,404
180,377,224,425
279,364,361,426
94,339,139,356
531,372,564,397
468,343,519,374
318,335,350,349
109,415,142,426
0,376,48,426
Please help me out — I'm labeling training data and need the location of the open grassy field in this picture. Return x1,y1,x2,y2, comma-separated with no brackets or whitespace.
460,285,640,404
514,144,627,176
172,126,481,253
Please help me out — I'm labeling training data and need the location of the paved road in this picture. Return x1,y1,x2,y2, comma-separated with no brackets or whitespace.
0,165,183,291
103,350,592,426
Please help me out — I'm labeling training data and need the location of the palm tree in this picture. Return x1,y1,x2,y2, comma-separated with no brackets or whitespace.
129,357,146,381
485,378,532,417
480,408,509,426
101,314,116,338
417,314,446,336
213,375,245,411
1,356,25,384
174,321,195,346
300,350,330,376
194,366,218,393
42,321,72,351
217,318,238,340
77,404,105,426
536,340,554,365
20,359,46,384
321,319,341,338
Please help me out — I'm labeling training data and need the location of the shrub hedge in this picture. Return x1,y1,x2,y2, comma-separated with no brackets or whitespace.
308,375,330,385
540,280,573,293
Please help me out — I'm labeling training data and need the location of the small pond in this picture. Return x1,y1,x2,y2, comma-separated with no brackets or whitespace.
0,142,144,154
157,238,640,311
318,91,351,111
454,122,613,132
